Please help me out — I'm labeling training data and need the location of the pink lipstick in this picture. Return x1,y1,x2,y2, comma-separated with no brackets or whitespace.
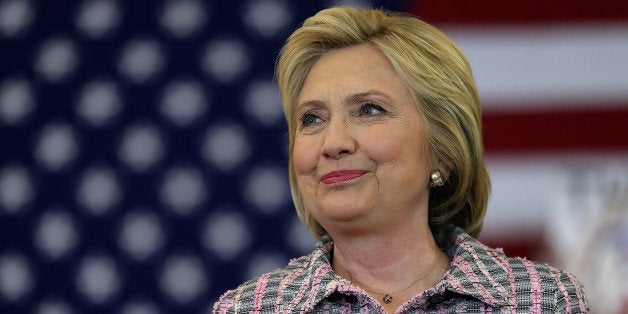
321,170,367,184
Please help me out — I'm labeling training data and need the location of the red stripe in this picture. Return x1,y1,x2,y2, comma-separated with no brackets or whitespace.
482,105,628,152
406,0,628,24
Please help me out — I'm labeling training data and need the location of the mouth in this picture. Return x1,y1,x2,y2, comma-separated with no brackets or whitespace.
321,170,368,184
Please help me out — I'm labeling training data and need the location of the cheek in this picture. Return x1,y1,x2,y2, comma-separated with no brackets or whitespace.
365,125,427,171
293,138,318,175
367,143,409,169
293,138,319,206
365,127,412,160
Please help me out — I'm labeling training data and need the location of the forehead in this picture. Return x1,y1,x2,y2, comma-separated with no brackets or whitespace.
297,44,411,104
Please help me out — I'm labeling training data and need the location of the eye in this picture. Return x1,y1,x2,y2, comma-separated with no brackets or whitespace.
299,113,322,127
359,103,385,116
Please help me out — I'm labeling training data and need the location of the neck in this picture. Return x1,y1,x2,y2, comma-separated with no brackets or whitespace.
331,221,441,281
329,219,448,310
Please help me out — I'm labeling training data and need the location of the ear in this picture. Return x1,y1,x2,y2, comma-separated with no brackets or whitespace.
439,164,451,181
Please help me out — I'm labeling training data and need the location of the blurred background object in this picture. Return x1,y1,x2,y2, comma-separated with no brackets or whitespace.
0,0,626,313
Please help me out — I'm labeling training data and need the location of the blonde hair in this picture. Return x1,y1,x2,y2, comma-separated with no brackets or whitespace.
276,7,490,239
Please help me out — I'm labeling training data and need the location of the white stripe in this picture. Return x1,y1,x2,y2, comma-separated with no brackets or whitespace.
481,153,628,239
442,23,628,111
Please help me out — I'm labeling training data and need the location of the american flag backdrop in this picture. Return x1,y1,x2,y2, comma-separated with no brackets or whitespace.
1,0,627,313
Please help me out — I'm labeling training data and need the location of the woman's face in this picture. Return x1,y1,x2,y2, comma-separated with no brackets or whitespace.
293,44,432,234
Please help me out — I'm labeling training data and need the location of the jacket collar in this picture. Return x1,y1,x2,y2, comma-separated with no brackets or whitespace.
439,226,511,307
293,236,365,312
298,226,512,311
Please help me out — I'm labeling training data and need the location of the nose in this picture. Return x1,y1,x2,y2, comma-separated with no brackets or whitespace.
322,117,356,159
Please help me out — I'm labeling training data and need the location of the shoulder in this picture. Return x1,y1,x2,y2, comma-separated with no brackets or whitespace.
212,255,310,313
444,227,588,312
504,256,589,312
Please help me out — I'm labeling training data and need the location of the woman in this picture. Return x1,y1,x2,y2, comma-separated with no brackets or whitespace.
213,7,588,313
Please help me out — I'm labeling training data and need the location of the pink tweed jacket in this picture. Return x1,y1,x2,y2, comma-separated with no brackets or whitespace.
213,225,588,313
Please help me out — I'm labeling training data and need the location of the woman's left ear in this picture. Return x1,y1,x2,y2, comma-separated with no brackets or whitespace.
439,165,451,181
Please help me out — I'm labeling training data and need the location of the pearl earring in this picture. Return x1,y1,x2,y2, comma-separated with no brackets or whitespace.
429,169,444,187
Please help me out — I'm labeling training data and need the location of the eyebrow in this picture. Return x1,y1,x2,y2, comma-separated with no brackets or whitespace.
346,90,393,104
295,99,325,111
297,90,393,110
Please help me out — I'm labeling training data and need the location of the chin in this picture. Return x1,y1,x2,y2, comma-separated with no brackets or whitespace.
313,199,373,223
